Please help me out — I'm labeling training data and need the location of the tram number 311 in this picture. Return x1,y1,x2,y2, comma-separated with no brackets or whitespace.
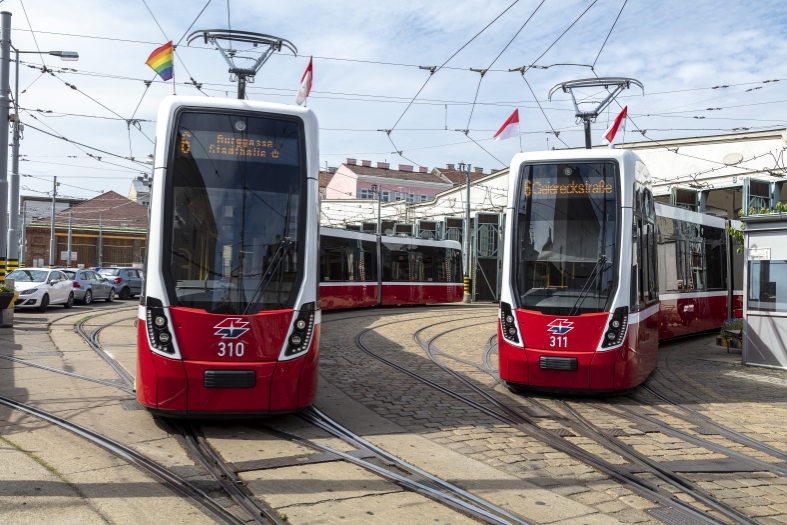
549,336,568,348
217,341,245,357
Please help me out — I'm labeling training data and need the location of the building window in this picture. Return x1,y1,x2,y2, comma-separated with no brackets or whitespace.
382,191,390,203
420,195,428,202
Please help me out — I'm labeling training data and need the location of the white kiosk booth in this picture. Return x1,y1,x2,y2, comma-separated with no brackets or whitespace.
742,214,787,369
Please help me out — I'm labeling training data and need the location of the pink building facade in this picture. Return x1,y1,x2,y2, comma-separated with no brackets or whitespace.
324,159,453,202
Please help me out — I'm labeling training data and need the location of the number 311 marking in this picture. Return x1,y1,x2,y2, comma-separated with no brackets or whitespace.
549,336,568,348
218,341,245,357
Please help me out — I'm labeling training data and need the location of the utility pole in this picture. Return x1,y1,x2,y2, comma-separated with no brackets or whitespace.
20,200,25,267
6,45,19,276
0,12,10,281
375,186,382,236
66,212,72,267
98,212,103,268
459,162,472,304
48,177,57,267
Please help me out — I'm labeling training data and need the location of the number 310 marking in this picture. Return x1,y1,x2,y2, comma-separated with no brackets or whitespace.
218,341,245,357
549,336,568,348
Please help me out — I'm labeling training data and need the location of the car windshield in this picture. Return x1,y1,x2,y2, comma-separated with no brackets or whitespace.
99,269,120,276
165,111,304,314
63,271,77,280
515,162,619,315
8,270,49,283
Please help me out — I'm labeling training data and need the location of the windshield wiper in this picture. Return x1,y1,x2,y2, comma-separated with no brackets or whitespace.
242,238,293,315
568,255,607,317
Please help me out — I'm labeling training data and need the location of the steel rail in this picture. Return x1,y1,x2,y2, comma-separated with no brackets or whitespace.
638,383,787,462
418,322,758,525
594,401,787,477
0,395,245,525
352,316,729,525
75,311,136,388
261,423,516,525
301,406,532,525
171,421,287,525
0,353,133,394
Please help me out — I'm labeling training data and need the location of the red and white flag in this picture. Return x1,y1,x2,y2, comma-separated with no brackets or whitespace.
492,109,520,141
603,106,627,144
295,56,313,106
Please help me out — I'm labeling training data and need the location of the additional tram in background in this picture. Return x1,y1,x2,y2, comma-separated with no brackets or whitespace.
498,149,743,393
137,97,321,415
319,227,464,309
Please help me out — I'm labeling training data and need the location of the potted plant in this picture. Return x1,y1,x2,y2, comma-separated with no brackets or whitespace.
717,317,743,350
0,283,17,310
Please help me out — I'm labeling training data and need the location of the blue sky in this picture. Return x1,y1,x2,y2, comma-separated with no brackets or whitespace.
5,0,787,201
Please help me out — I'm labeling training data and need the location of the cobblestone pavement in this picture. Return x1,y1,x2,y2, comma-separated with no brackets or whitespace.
320,305,787,525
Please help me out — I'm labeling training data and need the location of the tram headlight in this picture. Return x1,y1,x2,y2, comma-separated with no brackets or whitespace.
508,327,516,336
158,331,171,344
154,315,167,328
505,315,514,324
611,319,620,329
295,319,307,331
606,331,616,341
290,334,303,347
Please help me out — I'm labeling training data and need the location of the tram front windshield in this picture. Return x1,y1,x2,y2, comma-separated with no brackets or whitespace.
515,162,618,315
166,111,304,314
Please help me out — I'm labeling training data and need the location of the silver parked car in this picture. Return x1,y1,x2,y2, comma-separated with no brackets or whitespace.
9,268,74,312
98,267,144,300
63,269,116,304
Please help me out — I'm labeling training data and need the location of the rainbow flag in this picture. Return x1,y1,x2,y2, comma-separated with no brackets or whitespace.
146,41,174,81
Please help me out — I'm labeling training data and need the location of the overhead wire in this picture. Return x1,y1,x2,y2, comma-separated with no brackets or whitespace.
591,0,626,68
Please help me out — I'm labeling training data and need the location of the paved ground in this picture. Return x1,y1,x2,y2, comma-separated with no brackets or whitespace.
2,302,787,524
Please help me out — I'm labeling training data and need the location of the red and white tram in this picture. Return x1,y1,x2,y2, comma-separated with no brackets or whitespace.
319,227,464,309
498,149,742,393
137,97,320,415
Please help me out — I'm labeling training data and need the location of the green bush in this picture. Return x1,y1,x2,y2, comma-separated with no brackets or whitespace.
0,284,14,293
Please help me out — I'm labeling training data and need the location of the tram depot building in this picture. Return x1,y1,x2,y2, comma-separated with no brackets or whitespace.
320,128,787,302
22,191,148,268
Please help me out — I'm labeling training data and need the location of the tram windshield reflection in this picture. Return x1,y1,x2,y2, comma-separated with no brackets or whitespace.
515,162,619,315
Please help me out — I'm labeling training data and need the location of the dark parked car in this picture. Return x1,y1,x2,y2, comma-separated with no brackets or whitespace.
98,267,144,300
63,269,116,304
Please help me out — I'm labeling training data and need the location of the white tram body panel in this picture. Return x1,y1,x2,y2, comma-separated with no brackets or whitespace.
137,96,321,415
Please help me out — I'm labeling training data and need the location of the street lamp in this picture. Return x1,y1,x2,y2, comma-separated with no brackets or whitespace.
7,44,79,270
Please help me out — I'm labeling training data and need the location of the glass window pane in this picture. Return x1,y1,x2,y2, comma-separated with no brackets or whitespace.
748,260,787,312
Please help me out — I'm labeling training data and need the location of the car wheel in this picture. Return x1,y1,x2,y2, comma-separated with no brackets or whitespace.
64,293,74,309
119,287,131,300
84,289,93,305
38,294,49,313
106,289,115,303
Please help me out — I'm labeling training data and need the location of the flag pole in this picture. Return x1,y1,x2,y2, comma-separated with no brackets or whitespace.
172,45,177,95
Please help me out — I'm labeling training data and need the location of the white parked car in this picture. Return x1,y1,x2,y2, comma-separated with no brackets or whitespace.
8,268,75,312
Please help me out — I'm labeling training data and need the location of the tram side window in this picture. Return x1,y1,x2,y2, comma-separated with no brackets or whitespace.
320,236,345,282
658,239,688,292
704,227,727,290
632,217,657,308
690,241,705,291
382,244,411,282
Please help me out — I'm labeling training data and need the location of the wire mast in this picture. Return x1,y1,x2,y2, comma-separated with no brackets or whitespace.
187,29,297,99
548,77,643,149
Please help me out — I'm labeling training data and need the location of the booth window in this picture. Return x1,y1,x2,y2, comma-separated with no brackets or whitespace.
748,260,787,312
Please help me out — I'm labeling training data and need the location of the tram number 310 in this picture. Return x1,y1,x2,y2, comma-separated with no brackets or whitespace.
549,336,568,348
217,341,246,357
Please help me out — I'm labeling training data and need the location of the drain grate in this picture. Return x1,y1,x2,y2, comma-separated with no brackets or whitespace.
31,351,61,357
520,406,552,418
230,448,376,473
602,428,628,437
647,506,713,525
546,428,576,438
691,427,719,435
120,399,145,411
633,424,661,433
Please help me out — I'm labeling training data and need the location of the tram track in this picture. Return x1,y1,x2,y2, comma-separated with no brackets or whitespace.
349,312,786,525
77,305,519,524
416,319,757,525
